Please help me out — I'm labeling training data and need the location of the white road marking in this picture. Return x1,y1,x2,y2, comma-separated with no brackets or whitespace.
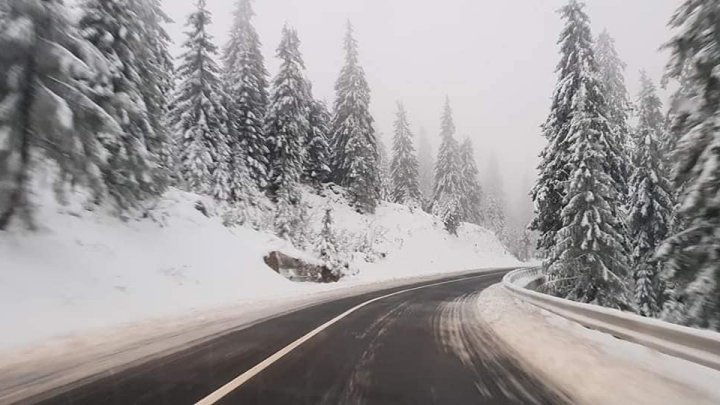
195,271,504,404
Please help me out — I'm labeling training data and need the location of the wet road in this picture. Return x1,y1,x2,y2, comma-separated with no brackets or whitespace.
30,269,569,405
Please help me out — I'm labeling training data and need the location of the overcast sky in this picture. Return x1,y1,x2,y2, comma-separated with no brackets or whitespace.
162,0,681,216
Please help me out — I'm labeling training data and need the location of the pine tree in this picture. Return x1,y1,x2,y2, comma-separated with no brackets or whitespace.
390,102,421,206
264,25,309,198
595,29,631,199
330,22,380,213
316,207,343,274
482,157,506,238
0,0,119,228
169,0,233,199
662,58,694,248
458,138,483,224
532,1,628,260
223,0,269,189
628,72,674,317
432,99,463,235
273,183,308,247
416,127,435,204
659,0,720,329
377,138,392,202
543,0,630,308
79,0,171,210
140,0,174,186
304,90,331,188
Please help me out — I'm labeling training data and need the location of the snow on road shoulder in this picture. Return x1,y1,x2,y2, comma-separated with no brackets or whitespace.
476,284,720,405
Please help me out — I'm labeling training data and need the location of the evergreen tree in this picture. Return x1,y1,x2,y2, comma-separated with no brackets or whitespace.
532,2,627,260
595,29,631,199
223,0,269,189
416,127,435,204
432,99,463,235
80,0,171,210
316,207,344,274
390,102,421,206
0,0,119,228
458,138,483,224
663,61,695,160
169,0,233,199
543,0,630,308
628,71,674,317
273,183,308,247
330,22,380,213
659,0,720,329
377,138,392,202
482,157,507,238
661,59,693,249
140,0,174,184
304,91,331,187
264,25,309,198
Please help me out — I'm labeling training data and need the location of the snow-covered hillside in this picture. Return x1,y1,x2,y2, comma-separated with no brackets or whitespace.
1,185,517,350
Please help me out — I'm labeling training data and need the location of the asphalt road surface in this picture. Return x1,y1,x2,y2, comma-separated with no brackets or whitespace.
29,269,570,405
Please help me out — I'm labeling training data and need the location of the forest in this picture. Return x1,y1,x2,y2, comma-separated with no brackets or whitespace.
1,0,720,332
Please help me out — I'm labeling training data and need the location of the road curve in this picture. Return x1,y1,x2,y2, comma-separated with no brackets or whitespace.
29,269,570,405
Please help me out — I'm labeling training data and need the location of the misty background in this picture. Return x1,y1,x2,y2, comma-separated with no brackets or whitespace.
162,0,681,226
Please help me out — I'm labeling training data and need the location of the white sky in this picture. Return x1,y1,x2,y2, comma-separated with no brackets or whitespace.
162,0,682,215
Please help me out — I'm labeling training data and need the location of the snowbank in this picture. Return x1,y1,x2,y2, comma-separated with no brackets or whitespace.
475,284,720,404
1,185,517,351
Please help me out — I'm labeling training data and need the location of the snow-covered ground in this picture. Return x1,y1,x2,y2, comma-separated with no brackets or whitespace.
0,184,517,352
476,284,720,404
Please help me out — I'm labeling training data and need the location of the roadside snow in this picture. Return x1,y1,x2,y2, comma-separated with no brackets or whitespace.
476,284,720,405
1,185,517,351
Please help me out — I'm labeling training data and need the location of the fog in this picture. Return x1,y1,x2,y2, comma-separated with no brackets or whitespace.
163,0,681,222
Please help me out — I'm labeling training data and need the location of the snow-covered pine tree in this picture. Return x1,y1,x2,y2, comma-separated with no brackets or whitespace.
273,183,307,245
330,22,380,213
416,127,435,205
80,0,171,210
390,102,421,206
304,88,331,188
595,29,631,200
663,61,695,161
458,138,483,224
223,0,269,189
139,0,174,186
482,157,506,237
169,0,234,199
628,71,674,317
659,0,720,329
657,44,696,320
543,0,631,308
531,4,579,257
432,99,463,235
532,1,626,259
661,59,694,253
316,207,343,274
264,25,309,198
0,0,119,229
377,137,392,202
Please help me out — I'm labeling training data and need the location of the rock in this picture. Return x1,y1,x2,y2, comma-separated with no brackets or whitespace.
194,200,209,217
264,251,341,283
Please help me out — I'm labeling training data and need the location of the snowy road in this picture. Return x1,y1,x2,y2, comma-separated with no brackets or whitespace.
30,269,569,404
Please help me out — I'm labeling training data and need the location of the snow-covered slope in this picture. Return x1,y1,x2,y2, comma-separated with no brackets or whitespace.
1,186,517,350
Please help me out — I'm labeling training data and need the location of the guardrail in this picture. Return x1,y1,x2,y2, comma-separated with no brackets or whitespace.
503,267,720,372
